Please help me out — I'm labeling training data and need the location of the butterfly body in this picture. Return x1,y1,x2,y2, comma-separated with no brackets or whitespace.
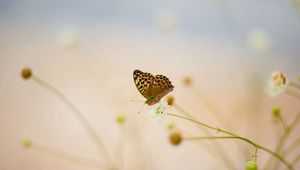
133,69,174,106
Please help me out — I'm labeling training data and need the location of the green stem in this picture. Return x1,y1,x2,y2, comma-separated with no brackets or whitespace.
190,84,250,159
283,136,300,157
167,112,295,170
31,76,118,170
272,112,300,170
190,84,230,129
253,147,258,162
275,112,300,153
185,85,250,160
184,136,239,140
174,104,235,169
184,136,260,157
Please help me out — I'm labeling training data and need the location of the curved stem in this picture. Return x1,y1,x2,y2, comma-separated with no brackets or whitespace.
184,136,260,158
31,76,118,170
283,136,300,157
278,116,288,131
174,104,235,169
272,112,300,170
167,112,295,170
190,84,230,129
275,112,300,153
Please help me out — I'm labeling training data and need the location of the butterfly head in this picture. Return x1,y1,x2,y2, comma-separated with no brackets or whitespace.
145,96,156,105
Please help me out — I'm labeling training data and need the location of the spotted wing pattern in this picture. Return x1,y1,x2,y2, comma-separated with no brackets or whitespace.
133,70,154,99
133,69,174,106
146,74,174,105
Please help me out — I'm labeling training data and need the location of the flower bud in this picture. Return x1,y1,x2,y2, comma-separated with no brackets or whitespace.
22,138,32,149
21,68,32,79
169,131,182,146
272,71,287,87
166,96,174,106
182,76,192,86
165,122,176,131
246,161,258,170
115,114,126,124
272,106,281,118
268,71,288,96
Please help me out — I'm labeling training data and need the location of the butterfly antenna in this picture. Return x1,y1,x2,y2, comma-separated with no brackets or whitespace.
137,103,146,114
130,99,145,114
130,99,144,102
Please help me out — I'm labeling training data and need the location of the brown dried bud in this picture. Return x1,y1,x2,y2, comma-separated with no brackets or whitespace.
166,96,174,106
182,76,192,86
169,131,182,146
21,68,32,79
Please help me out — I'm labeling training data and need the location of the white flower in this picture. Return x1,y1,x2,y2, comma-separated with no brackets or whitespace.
157,10,177,33
272,71,288,86
247,29,271,52
57,28,79,49
148,101,168,123
267,71,289,96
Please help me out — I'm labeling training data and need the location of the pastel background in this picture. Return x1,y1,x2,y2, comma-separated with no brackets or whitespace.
1,0,300,169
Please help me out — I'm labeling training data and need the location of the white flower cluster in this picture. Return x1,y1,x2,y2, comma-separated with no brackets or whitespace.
148,101,168,123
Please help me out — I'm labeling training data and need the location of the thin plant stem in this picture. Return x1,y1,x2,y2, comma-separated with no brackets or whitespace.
286,89,300,101
272,112,300,170
184,136,240,140
130,120,154,170
253,147,258,162
173,104,235,169
283,136,300,157
291,152,300,166
31,142,105,169
115,124,127,170
190,84,230,129
31,76,118,170
167,112,295,170
278,116,288,131
189,83,249,160
289,81,300,90
275,112,300,153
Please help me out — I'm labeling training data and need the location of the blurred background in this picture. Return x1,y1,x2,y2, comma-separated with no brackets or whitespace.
1,0,300,169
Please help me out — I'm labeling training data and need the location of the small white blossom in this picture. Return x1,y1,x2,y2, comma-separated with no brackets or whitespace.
157,10,177,33
267,71,289,96
57,28,79,49
148,101,168,123
247,29,271,52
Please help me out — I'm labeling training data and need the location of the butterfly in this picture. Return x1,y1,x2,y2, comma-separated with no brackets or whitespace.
133,69,174,106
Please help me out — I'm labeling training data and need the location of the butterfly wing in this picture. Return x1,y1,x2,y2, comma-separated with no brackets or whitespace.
146,74,174,105
133,70,154,99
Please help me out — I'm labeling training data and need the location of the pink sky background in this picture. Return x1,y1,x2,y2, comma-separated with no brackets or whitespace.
1,0,300,169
